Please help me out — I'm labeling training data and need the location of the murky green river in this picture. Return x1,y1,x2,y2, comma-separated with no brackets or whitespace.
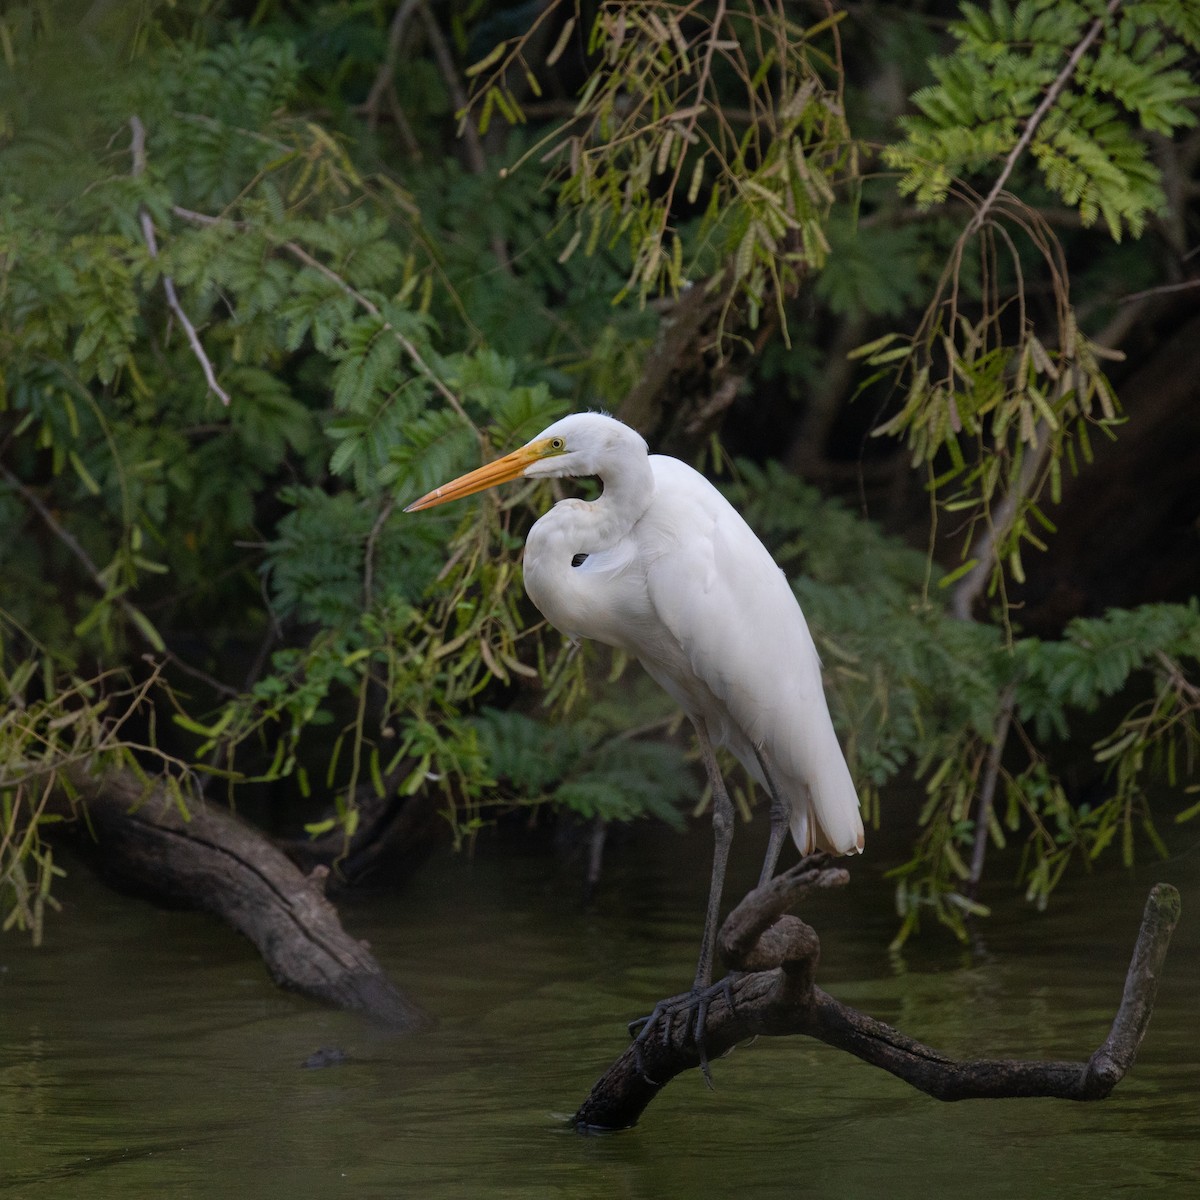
2,819,1197,1198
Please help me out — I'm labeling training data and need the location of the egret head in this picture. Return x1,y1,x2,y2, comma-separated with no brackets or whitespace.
404,412,645,512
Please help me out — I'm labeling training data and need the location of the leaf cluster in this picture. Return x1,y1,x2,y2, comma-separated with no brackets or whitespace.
467,0,852,338
886,0,1200,239
0,652,195,945
471,705,688,828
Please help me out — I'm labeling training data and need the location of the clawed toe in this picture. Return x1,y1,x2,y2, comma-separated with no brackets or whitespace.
629,977,737,1083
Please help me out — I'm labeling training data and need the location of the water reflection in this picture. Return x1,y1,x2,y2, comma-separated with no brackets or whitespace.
1,821,1197,1199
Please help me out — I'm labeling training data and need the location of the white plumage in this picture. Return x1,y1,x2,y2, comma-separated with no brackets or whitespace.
519,418,862,858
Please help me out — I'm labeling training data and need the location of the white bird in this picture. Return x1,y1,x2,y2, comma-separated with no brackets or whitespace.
406,412,863,1039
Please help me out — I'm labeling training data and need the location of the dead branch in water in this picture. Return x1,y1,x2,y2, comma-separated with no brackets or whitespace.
573,861,1180,1131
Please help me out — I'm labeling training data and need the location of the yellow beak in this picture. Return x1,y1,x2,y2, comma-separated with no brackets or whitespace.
404,443,544,513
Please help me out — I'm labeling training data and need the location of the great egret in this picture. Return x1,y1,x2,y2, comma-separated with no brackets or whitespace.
407,412,863,1045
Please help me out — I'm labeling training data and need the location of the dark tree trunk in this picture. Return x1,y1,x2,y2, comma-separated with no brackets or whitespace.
53,763,432,1031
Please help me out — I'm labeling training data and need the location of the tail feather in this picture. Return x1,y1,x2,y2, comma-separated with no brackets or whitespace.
781,733,864,858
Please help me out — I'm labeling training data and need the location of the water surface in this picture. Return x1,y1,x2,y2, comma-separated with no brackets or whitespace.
2,821,1197,1198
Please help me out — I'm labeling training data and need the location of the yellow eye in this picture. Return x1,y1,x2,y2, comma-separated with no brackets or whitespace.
549,437,565,451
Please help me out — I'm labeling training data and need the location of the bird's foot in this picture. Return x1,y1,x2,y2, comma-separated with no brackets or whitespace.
628,977,737,1087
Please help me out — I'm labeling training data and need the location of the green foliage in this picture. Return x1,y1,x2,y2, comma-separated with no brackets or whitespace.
815,214,935,319
885,0,1199,238
723,465,1200,943
0,655,195,946
0,657,70,946
0,6,591,891
2,0,1197,952
467,0,851,337
860,2,1200,618
879,598,1200,944
472,707,688,828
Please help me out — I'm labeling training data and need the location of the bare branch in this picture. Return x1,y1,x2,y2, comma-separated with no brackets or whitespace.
966,684,1015,898
1120,278,1200,303
129,117,232,407
417,0,514,272
170,204,480,445
361,0,424,128
950,436,1050,620
572,864,1179,1131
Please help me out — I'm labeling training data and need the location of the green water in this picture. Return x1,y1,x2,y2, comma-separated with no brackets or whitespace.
2,821,1197,1199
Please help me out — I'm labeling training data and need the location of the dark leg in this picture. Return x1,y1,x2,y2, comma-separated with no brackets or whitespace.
753,746,790,887
692,724,735,991
630,722,736,1084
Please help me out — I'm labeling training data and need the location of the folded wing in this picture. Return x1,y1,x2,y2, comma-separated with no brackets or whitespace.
639,457,864,856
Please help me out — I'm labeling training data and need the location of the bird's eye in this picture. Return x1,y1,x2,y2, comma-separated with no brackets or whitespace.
549,437,565,451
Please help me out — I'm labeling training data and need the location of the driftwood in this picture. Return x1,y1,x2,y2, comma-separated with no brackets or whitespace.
54,764,432,1031
573,860,1180,1131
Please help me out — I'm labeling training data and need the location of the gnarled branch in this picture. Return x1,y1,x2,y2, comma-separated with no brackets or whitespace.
53,763,432,1031
573,861,1179,1131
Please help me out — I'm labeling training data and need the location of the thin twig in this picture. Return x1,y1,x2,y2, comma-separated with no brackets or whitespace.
281,239,481,440
0,463,239,698
170,204,479,442
1,463,108,589
417,0,513,272
967,685,1016,899
0,461,155,646
53,762,433,1029
363,495,398,609
361,0,425,127
966,0,1122,237
1120,277,1200,303
129,117,231,407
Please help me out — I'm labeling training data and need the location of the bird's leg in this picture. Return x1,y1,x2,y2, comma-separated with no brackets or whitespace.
753,746,790,887
692,724,734,993
630,723,735,1084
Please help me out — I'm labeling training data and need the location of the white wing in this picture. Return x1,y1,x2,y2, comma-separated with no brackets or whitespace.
637,457,863,856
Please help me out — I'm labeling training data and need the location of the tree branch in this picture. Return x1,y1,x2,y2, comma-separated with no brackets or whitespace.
616,276,734,439
922,5,1127,615
53,762,433,1030
361,0,424,129
170,204,481,446
966,0,1122,238
129,117,231,407
572,862,1179,1131
417,0,514,273
966,683,1015,899
949,288,1151,621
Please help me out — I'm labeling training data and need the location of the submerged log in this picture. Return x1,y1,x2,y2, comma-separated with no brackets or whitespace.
55,763,432,1031
573,861,1180,1131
